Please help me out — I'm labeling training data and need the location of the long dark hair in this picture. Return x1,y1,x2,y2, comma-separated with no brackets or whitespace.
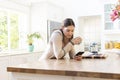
62,18,75,27
60,18,75,42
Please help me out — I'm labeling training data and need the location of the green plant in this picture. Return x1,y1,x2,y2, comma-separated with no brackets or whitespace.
27,32,41,45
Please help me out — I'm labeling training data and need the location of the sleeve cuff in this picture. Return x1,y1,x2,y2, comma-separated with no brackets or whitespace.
70,41,74,45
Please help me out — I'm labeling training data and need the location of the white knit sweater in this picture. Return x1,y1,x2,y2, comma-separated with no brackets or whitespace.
40,30,75,59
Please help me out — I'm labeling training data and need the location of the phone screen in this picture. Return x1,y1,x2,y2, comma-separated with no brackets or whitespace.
75,51,84,56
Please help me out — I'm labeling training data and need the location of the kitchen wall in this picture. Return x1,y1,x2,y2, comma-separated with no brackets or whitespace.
0,0,30,13
30,1,65,51
0,0,117,51
29,0,105,51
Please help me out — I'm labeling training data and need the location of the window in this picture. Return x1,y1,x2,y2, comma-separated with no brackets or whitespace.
0,9,28,51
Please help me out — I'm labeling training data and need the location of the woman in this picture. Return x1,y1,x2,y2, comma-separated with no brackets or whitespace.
40,18,82,60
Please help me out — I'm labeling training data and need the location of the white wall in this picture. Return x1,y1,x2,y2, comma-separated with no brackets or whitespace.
30,2,47,51
47,2,64,21
50,0,104,17
30,1,65,51
2,0,117,51
30,0,105,52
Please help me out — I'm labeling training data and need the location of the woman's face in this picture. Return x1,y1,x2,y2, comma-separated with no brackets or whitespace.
62,25,74,39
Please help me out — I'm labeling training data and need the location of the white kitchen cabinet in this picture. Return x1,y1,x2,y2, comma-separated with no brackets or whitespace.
74,77,115,80
104,4,120,31
102,3,120,50
10,73,73,80
104,4,114,30
0,56,9,80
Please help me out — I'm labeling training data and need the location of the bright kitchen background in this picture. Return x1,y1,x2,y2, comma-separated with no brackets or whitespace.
0,0,117,52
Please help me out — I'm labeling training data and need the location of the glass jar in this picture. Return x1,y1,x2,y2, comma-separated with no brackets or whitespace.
90,42,98,54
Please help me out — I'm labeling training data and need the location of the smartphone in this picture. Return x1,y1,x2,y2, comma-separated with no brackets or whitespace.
75,51,84,56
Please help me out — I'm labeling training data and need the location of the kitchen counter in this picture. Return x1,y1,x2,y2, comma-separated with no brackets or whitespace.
0,50,43,57
7,53,120,80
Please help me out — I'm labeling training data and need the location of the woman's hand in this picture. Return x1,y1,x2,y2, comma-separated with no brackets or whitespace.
74,55,82,61
71,37,82,45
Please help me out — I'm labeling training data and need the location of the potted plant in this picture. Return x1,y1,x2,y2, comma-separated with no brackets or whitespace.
27,32,41,52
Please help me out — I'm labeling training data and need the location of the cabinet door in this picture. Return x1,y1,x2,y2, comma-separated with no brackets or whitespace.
104,4,114,30
0,57,9,80
11,73,73,80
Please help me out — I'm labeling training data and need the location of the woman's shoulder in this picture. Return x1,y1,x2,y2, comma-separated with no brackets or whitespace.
52,29,62,36
50,29,63,41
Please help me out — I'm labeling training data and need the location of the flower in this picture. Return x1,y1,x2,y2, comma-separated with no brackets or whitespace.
110,10,119,21
110,0,120,21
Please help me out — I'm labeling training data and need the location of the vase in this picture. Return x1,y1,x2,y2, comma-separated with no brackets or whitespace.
29,45,34,52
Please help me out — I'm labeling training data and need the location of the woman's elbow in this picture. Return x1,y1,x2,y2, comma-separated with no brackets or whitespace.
56,56,62,60
56,55,64,60
55,51,65,59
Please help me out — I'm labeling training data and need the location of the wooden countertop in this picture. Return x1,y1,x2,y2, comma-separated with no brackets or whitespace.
7,53,120,79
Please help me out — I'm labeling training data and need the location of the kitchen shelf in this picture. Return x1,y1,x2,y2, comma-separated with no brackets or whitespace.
104,30,120,34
